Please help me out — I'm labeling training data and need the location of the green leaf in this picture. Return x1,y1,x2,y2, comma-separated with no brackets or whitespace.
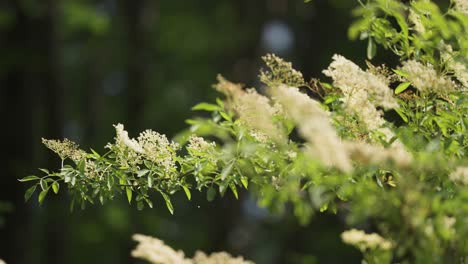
395,82,411,94
137,169,149,177
182,186,191,200
240,176,248,189
39,168,49,174
148,174,154,188
392,69,409,78
191,102,220,112
207,187,216,202
221,160,235,180
52,181,60,194
24,185,37,202
229,184,238,199
39,178,48,191
160,192,174,214
126,187,132,204
319,203,328,212
219,111,232,122
395,108,408,123
38,189,49,205
367,37,377,59
18,175,40,182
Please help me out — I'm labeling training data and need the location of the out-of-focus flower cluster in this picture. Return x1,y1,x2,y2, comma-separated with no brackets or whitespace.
132,234,254,264
341,229,393,251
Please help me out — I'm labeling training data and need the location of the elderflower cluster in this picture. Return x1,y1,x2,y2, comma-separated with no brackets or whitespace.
453,0,468,14
323,54,397,109
341,229,393,251
272,85,352,172
214,76,285,142
131,234,254,264
42,138,86,162
115,123,144,153
192,251,254,264
408,9,425,33
132,234,191,264
449,166,468,185
345,141,412,168
187,135,218,162
323,55,397,133
138,130,179,173
399,60,454,94
260,53,305,87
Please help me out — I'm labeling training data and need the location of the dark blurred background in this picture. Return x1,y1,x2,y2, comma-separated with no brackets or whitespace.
0,0,367,263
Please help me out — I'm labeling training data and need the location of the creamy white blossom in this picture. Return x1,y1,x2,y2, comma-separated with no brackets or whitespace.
399,60,454,93
132,234,253,264
409,9,425,33
114,123,144,153
214,76,285,142
323,55,397,134
42,138,86,162
0,259,6,264
193,251,254,264
341,229,393,251
449,166,468,185
323,54,398,109
453,0,468,14
272,85,352,172
138,130,179,173
132,234,192,264
345,141,412,168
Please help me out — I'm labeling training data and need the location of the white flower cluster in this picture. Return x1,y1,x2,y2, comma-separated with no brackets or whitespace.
108,124,179,172
132,234,191,264
42,138,86,162
453,0,468,14
0,259,5,264
214,75,285,143
115,123,144,153
449,166,468,185
187,135,216,153
341,229,393,251
138,130,180,173
192,251,254,264
399,60,454,94
345,141,412,168
260,53,305,87
272,85,352,172
323,54,397,132
408,9,425,33
132,234,254,264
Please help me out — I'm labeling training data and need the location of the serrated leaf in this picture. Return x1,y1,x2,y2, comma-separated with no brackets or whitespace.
395,82,411,94
18,175,40,182
207,187,216,202
160,192,174,215
182,186,191,200
126,187,132,204
24,185,37,202
38,189,49,204
191,102,220,112
52,181,59,194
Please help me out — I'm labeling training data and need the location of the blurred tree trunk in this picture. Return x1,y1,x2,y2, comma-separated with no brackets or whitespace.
0,2,36,263
123,0,153,132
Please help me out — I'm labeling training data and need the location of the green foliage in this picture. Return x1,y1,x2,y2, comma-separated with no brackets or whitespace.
19,0,467,263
